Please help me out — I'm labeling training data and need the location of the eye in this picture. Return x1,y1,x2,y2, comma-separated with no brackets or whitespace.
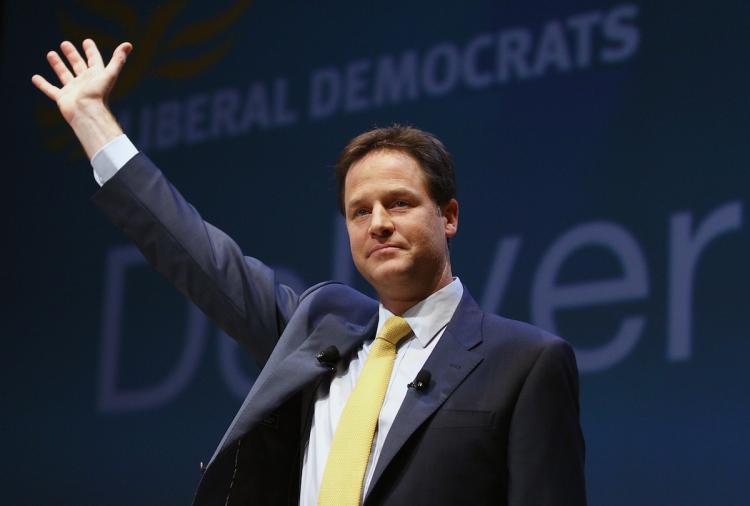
392,200,410,208
353,208,370,218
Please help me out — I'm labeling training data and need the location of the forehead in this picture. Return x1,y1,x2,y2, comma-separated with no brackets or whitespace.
344,149,429,201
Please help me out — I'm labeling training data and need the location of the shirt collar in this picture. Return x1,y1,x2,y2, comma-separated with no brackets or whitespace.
376,277,464,348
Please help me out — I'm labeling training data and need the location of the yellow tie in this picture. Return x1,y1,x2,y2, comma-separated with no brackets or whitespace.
317,316,412,506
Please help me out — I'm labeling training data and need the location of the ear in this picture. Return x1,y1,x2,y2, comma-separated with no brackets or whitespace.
441,198,459,238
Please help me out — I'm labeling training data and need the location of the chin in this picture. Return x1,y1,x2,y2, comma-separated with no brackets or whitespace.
365,263,415,289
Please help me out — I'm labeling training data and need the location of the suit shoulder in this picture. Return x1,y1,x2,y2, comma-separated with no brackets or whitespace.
299,280,373,302
477,313,580,391
481,312,573,356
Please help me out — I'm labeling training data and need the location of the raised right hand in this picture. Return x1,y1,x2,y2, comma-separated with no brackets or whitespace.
32,39,132,125
31,39,133,160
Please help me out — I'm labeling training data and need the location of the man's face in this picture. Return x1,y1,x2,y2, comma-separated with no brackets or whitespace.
343,149,458,305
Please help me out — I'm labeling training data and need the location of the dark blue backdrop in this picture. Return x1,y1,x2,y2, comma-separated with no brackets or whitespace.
4,1,749,504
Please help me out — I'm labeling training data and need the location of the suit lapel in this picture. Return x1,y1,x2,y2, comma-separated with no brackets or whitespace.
210,312,378,465
365,289,485,499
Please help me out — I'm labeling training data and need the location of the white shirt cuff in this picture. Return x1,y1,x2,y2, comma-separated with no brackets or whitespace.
91,134,139,186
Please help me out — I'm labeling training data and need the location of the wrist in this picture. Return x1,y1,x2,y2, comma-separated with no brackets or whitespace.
69,100,124,160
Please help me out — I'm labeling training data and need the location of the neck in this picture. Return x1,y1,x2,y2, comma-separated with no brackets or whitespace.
378,266,454,316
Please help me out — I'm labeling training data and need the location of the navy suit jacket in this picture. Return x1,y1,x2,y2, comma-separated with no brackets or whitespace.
93,153,586,505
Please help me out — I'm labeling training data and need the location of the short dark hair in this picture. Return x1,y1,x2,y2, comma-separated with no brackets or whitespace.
335,125,457,214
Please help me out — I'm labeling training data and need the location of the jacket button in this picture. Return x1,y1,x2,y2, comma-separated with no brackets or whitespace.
199,461,206,474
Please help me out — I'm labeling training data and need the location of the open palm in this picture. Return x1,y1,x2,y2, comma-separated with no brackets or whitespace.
32,39,132,124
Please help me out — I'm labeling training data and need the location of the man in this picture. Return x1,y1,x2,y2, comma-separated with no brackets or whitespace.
33,40,586,505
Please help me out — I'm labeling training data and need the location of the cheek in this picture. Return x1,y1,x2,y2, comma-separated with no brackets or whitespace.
425,224,449,256
347,228,366,255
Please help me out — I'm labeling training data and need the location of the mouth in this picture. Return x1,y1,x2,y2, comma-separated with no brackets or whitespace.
368,244,402,257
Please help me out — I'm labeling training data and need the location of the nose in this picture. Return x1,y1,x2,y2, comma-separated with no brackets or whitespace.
369,203,394,238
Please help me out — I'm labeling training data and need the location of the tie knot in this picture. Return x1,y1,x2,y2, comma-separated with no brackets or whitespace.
378,316,412,346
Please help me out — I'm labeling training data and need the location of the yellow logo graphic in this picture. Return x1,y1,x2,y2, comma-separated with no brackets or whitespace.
36,0,253,157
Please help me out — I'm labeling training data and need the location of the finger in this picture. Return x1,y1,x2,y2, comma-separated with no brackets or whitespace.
105,42,133,76
60,40,88,76
47,50,74,85
82,38,104,67
31,74,61,101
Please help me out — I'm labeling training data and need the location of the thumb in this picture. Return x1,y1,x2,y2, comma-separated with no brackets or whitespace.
106,42,133,75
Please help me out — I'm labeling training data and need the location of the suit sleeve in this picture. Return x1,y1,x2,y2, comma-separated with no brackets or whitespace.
507,339,587,506
92,153,299,366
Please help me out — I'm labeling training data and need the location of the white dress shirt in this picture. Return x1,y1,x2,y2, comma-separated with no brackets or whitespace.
90,136,464,505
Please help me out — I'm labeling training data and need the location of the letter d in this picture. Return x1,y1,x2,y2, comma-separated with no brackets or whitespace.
97,245,207,413
309,67,341,119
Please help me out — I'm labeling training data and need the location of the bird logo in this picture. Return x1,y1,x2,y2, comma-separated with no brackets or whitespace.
35,0,254,157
